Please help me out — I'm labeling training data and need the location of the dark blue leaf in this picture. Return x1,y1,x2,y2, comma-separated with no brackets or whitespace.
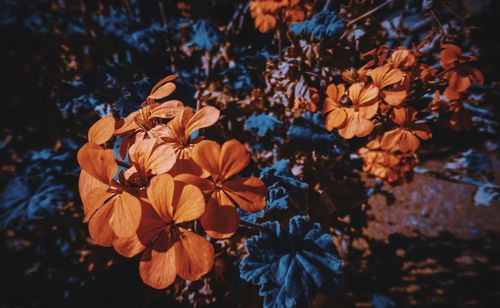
289,9,344,40
240,216,343,307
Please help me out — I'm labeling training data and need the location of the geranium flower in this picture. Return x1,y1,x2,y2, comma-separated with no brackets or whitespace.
156,106,220,176
335,82,379,138
358,138,402,183
388,48,416,69
123,138,176,186
114,100,184,158
77,143,140,244
78,139,176,244
322,83,346,131
113,174,214,289
380,107,431,153
367,65,407,106
179,139,267,239
440,44,484,100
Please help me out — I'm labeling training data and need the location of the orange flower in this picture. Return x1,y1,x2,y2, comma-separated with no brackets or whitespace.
323,83,346,131
156,106,220,176
113,174,214,289
380,107,431,153
440,44,484,100
77,143,141,244
333,83,379,139
249,0,308,33
358,137,417,183
78,138,176,244
123,138,177,186
114,100,184,158
368,65,407,106
178,139,267,239
358,138,401,183
388,48,416,69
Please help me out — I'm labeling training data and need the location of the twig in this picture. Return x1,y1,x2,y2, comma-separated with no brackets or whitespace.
346,0,395,27
158,1,168,31
240,220,263,230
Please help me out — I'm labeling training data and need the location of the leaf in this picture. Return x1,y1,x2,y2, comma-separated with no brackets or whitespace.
240,216,343,308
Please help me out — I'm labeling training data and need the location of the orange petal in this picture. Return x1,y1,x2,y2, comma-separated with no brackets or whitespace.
349,83,379,106
147,173,174,221
172,184,205,224
338,109,356,139
358,101,379,119
368,65,403,88
109,191,142,238
174,173,214,196
148,82,176,101
150,100,184,119
172,159,207,180
255,14,276,33
219,139,250,180
200,191,239,239
113,202,165,257
382,89,407,106
411,123,432,140
88,199,116,246
83,186,114,222
150,75,177,94
139,233,177,289
129,139,176,176
79,169,108,216
147,143,176,175
88,114,115,145
77,143,117,185
352,113,375,137
325,108,347,131
174,228,214,281
325,83,345,103
114,111,139,135
399,131,420,153
440,44,461,69
380,129,403,151
191,140,221,177
222,177,267,213
185,106,220,138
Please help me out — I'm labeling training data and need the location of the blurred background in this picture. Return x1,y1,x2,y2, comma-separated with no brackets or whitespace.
0,0,499,307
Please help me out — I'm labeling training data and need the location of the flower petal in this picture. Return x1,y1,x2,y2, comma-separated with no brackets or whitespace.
148,82,176,101
380,128,403,151
77,143,117,185
113,202,165,257
88,199,116,246
88,114,115,145
174,228,214,281
83,186,114,222
399,131,420,153
382,89,407,106
150,100,184,119
219,139,250,180
173,184,205,224
139,233,177,289
325,109,347,131
200,191,239,239
147,173,175,222
114,111,139,135
191,140,221,177
109,191,142,238
222,177,267,213
174,174,214,196
185,106,220,138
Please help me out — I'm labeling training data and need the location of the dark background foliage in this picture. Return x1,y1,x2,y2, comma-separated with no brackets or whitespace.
0,0,499,307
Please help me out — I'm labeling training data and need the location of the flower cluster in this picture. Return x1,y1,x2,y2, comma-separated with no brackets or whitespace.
77,76,268,289
249,0,314,33
321,45,483,183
